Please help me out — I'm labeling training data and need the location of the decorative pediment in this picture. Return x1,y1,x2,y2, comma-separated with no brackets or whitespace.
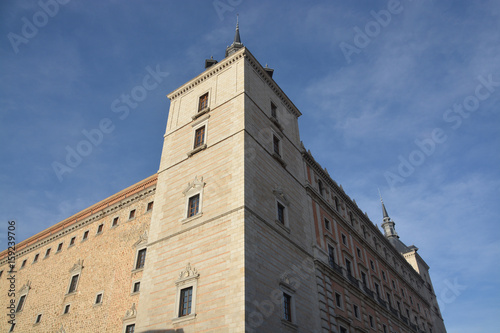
280,273,292,285
69,259,83,274
182,176,205,196
19,280,31,294
280,273,296,292
273,185,289,206
133,231,148,248
123,303,137,320
178,263,199,281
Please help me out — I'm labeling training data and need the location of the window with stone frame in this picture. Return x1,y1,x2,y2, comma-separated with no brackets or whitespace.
194,126,205,149
135,248,146,270
16,295,26,312
277,202,286,224
179,287,193,317
182,177,205,221
173,263,199,323
198,93,209,112
283,292,292,322
324,218,331,231
188,194,200,217
68,274,80,294
328,244,336,268
273,135,281,156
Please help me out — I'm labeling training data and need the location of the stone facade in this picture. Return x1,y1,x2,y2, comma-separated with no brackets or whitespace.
0,42,446,333
0,175,156,333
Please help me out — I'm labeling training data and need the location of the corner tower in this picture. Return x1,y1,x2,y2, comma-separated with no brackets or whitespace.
135,24,318,332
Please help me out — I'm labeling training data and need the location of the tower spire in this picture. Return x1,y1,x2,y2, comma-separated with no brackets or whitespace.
379,191,398,239
225,15,244,57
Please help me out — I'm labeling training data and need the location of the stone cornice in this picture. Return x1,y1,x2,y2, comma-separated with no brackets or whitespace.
0,174,158,264
166,47,302,119
242,49,302,118
167,49,245,101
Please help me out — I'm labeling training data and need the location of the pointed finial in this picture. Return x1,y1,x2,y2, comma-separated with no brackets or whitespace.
226,15,243,57
379,188,389,218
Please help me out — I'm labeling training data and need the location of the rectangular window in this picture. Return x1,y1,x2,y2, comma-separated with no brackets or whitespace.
277,202,285,224
273,135,280,156
382,271,386,280
410,295,413,304
356,248,361,258
147,201,154,212
133,281,141,293
345,259,352,276
70,236,76,246
341,234,347,245
45,248,51,258
324,218,330,230
136,249,147,270
33,254,39,263
21,259,27,268
334,197,340,211
328,245,335,268
125,324,135,333
386,292,392,307
392,280,396,289
198,93,208,111
63,304,70,314
112,217,119,227
82,230,89,240
335,292,342,308
68,274,79,293
339,327,347,333
188,194,200,217
383,324,388,333
318,180,324,195
179,287,193,317
129,209,136,220
95,293,103,304
194,126,205,148
401,288,405,297
271,102,277,118
353,304,359,318
35,314,42,324
397,301,401,313
97,224,104,234
369,315,374,328
16,295,26,312
283,292,292,322
375,283,380,298
370,260,375,270
57,243,63,252
361,272,367,287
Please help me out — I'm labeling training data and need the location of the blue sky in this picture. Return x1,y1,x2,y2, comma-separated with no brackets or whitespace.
1,0,499,331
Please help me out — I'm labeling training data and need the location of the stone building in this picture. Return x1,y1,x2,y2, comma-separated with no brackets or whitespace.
0,25,446,333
